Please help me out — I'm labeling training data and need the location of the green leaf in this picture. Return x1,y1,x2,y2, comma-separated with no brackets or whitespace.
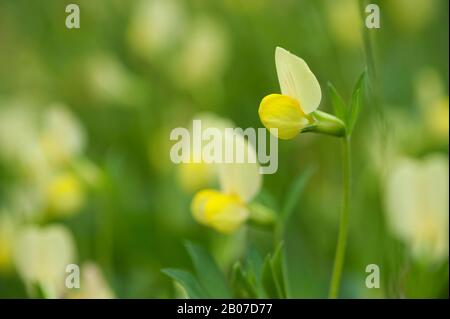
247,246,264,281
281,166,314,224
262,255,279,298
270,243,288,298
185,241,232,298
161,268,208,299
328,82,347,122
347,71,366,135
261,244,288,299
231,262,259,298
31,282,52,299
245,246,267,298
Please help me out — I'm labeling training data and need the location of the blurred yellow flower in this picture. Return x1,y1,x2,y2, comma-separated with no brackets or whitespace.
259,47,344,139
46,172,85,216
13,224,76,298
426,97,449,141
414,68,449,143
0,212,15,272
387,0,437,33
385,154,449,263
191,131,261,233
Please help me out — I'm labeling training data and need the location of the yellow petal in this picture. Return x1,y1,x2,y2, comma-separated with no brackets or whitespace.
191,189,218,225
191,189,249,233
275,46,322,114
259,93,309,139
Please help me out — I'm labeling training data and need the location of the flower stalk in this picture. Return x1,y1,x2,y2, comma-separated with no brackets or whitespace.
329,135,351,299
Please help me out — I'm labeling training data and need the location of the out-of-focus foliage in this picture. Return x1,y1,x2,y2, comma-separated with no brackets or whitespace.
0,0,448,298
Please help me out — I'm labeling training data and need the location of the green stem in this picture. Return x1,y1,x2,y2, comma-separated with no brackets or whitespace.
329,136,351,298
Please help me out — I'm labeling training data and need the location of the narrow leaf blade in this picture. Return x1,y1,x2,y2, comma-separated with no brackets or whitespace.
262,255,279,298
245,246,267,298
328,82,347,122
270,243,288,298
161,268,208,299
231,262,259,298
185,241,231,298
281,166,314,224
348,71,366,135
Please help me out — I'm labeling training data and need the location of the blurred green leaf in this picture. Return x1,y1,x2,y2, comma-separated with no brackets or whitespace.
31,282,51,299
328,82,347,122
247,246,264,281
281,166,314,225
185,241,232,298
161,268,207,299
271,243,288,298
231,262,259,298
347,71,366,135
245,246,267,298
262,255,279,298
261,243,288,298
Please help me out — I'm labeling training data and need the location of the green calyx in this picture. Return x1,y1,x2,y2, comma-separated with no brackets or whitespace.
301,110,346,137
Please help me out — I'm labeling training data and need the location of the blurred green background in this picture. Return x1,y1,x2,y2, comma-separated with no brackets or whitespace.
0,0,448,298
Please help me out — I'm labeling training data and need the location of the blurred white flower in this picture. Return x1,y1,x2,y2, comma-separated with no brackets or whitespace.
85,53,139,106
0,103,38,163
127,0,186,59
172,17,229,88
0,102,93,218
66,262,115,299
40,103,86,166
384,154,449,263
325,0,362,49
13,224,76,298
177,113,235,192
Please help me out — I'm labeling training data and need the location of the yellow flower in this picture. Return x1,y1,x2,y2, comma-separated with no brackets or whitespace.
13,224,76,298
259,47,344,139
46,172,85,216
384,154,449,262
191,131,262,233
